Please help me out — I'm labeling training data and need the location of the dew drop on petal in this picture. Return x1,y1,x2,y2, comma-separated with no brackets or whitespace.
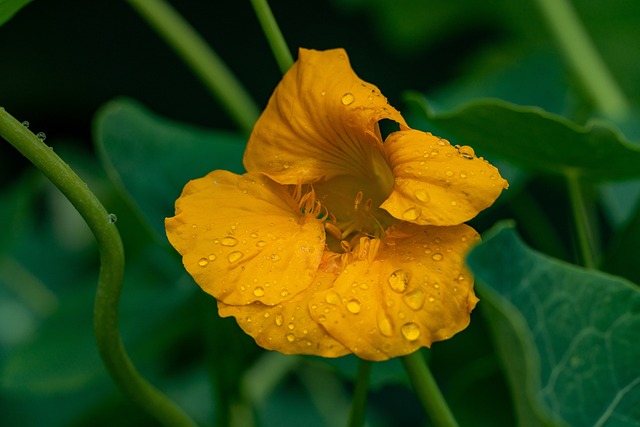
253,287,265,297
286,333,295,342
431,253,443,261
275,315,284,326
250,232,258,238
221,236,239,247
388,269,410,293
401,322,421,341
346,299,361,314
228,251,244,263
403,288,425,310
198,258,209,267
402,207,421,221
325,291,341,305
445,170,454,177
414,190,430,203
208,254,216,261
377,312,393,337
341,93,355,105
287,323,295,330
256,240,267,247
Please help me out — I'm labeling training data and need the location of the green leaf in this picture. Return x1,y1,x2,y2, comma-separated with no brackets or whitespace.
0,0,31,27
406,95,640,181
93,98,246,242
468,222,640,427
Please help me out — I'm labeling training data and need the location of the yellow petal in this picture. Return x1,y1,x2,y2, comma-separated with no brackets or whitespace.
244,48,407,184
381,130,508,226
165,171,325,306
218,268,350,358
308,222,480,361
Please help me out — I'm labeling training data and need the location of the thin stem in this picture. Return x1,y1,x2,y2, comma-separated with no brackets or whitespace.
401,351,459,427
0,108,197,427
347,359,372,427
566,172,597,268
250,0,294,74
532,0,630,118
127,0,260,135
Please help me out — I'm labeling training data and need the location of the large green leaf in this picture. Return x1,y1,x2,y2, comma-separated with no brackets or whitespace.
0,0,31,27
468,222,640,427
406,95,640,181
93,98,246,242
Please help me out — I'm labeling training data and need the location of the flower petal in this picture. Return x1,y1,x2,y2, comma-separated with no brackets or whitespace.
244,48,407,184
165,171,325,306
308,222,479,361
381,130,508,226
218,267,350,358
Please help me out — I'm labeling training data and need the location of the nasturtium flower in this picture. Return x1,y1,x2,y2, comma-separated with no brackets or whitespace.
166,48,508,361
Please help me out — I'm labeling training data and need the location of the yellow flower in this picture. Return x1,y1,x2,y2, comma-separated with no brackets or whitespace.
165,48,508,361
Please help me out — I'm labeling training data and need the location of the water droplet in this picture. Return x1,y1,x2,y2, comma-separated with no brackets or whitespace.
459,145,475,159
414,190,430,203
208,254,216,261
107,213,117,223
21,121,30,128
271,254,281,262
287,323,295,330
253,287,265,297
377,313,393,337
403,288,425,310
264,312,270,318
388,269,410,293
256,240,267,247
346,299,361,314
359,283,369,290
450,200,457,206
318,314,326,322
428,296,435,303
445,170,454,177
321,90,327,96
221,236,238,247
198,258,209,267
401,322,421,341
250,232,258,238
431,253,443,261
286,333,295,342
325,291,341,305
228,251,244,263
281,290,289,297
341,93,355,105
275,315,284,326
402,207,420,221
460,171,468,178
36,132,46,141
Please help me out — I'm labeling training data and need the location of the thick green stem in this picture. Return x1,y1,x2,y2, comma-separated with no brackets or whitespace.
0,108,197,427
532,0,630,118
127,0,260,135
401,351,459,427
566,172,597,269
347,359,372,427
249,0,294,74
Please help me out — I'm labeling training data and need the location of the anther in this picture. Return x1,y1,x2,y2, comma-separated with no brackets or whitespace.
354,191,364,210
325,222,343,240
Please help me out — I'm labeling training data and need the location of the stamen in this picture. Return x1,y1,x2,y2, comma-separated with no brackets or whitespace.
340,240,351,252
325,222,343,240
353,191,364,210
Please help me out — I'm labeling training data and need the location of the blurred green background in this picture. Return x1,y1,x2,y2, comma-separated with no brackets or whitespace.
1,0,639,426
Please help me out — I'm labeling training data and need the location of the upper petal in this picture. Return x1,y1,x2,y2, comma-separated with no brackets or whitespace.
381,130,508,226
165,171,325,306
308,222,480,361
244,48,407,184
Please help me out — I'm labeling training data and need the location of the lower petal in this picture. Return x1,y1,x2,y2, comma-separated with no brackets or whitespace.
308,222,479,361
218,268,350,358
165,171,325,306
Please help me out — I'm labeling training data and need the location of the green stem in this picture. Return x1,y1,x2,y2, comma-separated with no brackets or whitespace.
0,108,197,427
532,0,630,118
127,0,260,135
566,172,597,268
401,351,459,427
347,359,372,427
250,0,294,74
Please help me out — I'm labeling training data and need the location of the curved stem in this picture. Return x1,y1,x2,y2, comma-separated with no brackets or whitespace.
401,351,459,427
566,172,597,268
347,359,372,427
127,0,260,135
532,0,630,118
0,108,197,427
250,0,294,74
